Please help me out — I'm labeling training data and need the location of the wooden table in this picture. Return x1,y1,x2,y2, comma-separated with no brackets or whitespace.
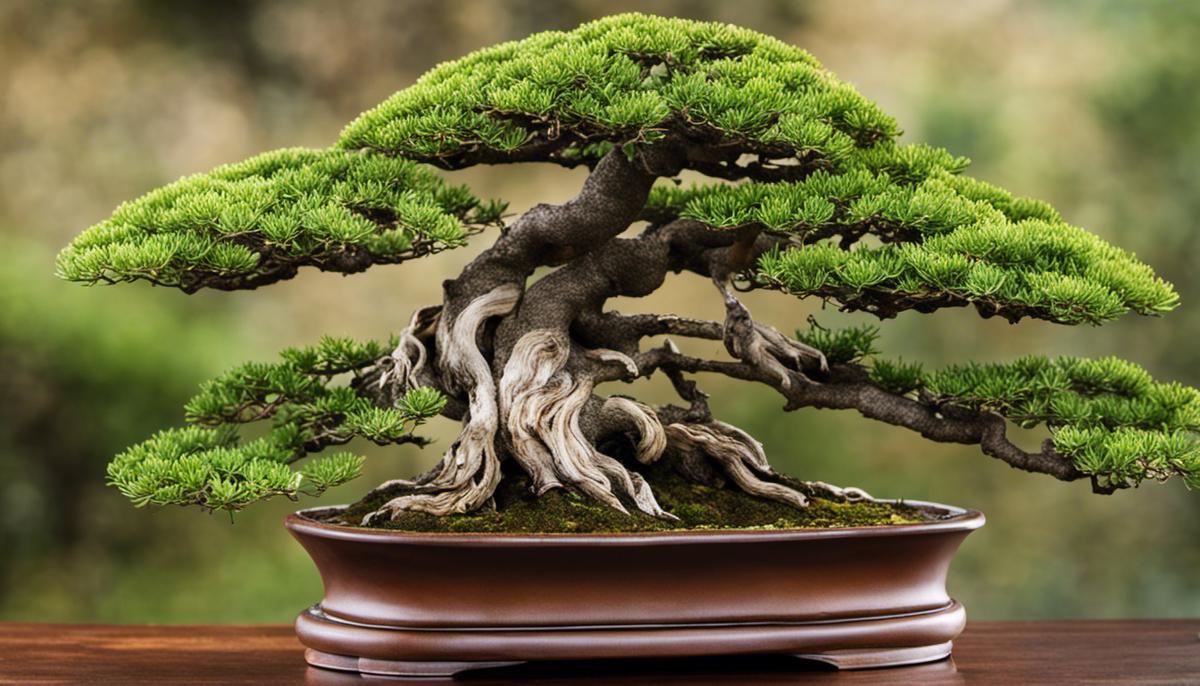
0,621,1197,684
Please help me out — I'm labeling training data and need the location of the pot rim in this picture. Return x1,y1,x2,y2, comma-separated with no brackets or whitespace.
286,499,984,548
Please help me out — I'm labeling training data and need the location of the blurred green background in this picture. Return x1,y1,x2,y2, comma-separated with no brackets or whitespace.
2,0,1198,622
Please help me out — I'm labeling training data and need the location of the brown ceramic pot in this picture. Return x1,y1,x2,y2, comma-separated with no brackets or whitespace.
287,501,983,678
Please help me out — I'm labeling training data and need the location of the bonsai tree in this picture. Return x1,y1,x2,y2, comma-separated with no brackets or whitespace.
59,14,1199,527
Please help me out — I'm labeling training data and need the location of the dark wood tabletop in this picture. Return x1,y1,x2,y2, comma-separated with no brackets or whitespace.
0,620,1197,685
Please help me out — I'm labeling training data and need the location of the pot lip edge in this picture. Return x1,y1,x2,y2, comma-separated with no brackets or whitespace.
285,498,985,546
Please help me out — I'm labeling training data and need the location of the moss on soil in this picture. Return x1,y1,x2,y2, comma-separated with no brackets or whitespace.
337,463,930,533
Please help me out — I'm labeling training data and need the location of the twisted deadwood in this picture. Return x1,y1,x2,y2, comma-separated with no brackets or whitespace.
361,284,519,524
663,421,810,509
496,328,673,517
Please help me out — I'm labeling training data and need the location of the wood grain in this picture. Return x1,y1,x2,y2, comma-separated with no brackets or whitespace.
0,620,1196,685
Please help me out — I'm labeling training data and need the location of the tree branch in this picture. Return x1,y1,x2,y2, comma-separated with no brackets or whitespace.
633,345,1083,483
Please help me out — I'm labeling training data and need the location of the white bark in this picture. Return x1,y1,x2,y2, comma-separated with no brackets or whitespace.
362,284,521,523
499,329,674,519
601,396,667,465
665,420,811,508
383,305,441,391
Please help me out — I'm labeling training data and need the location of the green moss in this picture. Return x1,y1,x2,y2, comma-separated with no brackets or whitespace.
339,463,929,533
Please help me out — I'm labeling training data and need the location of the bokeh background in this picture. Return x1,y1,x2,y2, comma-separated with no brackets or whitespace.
3,0,1198,622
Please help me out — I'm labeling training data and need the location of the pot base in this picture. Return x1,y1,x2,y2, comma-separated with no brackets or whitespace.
297,601,964,677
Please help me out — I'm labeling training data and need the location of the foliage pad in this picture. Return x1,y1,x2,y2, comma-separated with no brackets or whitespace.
106,336,446,511
57,148,504,292
339,13,917,174
651,169,1177,325
802,324,1200,491
903,356,1200,490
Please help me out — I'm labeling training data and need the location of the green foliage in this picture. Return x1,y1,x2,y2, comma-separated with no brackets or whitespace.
107,337,445,511
57,148,505,292
1052,427,1200,491
794,321,1200,491
339,14,921,171
794,317,879,364
870,358,925,395
649,167,1049,234
395,385,449,417
862,354,1200,489
649,166,1175,326
278,335,395,375
301,453,367,492
631,73,1182,328
795,309,1200,491
756,219,1176,325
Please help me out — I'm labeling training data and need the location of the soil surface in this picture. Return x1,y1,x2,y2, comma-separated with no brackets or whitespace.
335,463,933,533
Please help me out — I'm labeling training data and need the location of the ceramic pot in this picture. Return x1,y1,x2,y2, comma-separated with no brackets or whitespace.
287,501,983,678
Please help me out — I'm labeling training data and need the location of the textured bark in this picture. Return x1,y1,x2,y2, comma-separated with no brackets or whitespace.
495,328,671,517
664,421,810,508
357,143,1087,523
360,284,519,524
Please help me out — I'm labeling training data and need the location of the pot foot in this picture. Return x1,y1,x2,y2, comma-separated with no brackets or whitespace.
796,640,954,670
304,648,525,677
297,603,964,676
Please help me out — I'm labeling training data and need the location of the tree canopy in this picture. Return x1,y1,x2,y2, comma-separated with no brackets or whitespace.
59,14,1177,329
338,13,908,176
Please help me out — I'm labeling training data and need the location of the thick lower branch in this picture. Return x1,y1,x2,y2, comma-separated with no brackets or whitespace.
805,380,1082,482
636,346,1082,483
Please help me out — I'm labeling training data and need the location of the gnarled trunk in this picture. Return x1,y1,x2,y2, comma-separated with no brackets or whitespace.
354,147,876,523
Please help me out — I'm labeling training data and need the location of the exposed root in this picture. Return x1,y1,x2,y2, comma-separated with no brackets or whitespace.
497,326,571,495
803,481,874,502
499,329,674,519
362,284,521,524
601,396,666,464
664,420,811,509
361,289,860,524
